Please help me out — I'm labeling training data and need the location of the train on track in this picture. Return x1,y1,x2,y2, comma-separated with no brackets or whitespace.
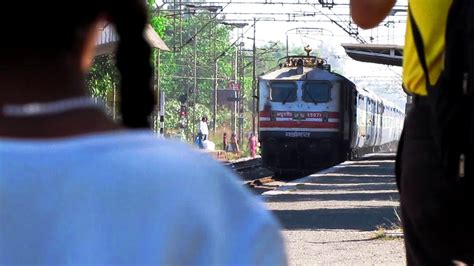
258,49,404,176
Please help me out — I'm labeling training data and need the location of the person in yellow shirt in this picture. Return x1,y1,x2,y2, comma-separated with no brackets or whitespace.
351,0,474,265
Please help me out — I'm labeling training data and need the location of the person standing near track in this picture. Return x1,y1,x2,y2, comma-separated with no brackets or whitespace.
351,0,474,264
0,1,287,264
248,133,258,158
198,116,209,149
223,132,229,151
227,132,240,154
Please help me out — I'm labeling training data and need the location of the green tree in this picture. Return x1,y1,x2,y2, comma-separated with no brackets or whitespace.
158,14,237,136
87,3,244,141
87,54,118,99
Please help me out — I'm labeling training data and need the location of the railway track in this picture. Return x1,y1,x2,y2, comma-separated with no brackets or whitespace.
224,157,262,172
224,157,325,194
224,157,278,192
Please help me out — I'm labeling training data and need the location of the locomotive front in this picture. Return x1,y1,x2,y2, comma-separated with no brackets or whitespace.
258,56,347,175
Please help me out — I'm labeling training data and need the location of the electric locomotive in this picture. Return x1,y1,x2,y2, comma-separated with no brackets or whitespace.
258,50,404,175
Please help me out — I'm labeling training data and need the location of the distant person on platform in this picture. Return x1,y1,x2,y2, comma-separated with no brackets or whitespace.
198,116,208,149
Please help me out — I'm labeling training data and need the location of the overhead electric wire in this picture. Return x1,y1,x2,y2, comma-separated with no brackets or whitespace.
176,1,231,50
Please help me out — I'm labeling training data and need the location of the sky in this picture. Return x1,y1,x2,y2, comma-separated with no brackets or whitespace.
157,0,409,109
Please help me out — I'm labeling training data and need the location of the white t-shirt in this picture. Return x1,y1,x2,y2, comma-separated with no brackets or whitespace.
0,130,286,265
199,121,208,135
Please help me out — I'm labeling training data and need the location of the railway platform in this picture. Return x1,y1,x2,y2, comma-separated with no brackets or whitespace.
262,153,405,265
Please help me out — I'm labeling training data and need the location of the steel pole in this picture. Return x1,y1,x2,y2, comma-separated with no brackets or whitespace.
252,18,257,135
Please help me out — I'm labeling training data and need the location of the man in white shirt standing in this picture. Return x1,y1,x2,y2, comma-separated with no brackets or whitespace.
198,116,209,149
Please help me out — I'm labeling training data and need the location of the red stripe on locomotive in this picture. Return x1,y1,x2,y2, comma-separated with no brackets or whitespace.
259,121,340,128
259,111,340,119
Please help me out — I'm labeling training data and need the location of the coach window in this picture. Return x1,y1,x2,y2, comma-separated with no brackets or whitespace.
270,81,297,103
302,81,332,104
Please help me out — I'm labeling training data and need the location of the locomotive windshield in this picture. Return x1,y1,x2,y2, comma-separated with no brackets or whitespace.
302,81,332,103
270,82,297,103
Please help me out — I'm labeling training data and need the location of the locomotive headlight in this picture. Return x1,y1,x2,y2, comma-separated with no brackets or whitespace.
264,101,272,112
270,111,277,121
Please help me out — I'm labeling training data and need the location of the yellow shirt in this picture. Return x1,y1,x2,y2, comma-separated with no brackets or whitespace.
402,0,453,95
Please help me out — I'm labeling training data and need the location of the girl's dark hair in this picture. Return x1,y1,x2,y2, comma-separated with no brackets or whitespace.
2,0,155,128
109,1,155,128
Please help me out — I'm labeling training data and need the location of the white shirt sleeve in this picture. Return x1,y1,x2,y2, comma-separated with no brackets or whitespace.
199,121,209,135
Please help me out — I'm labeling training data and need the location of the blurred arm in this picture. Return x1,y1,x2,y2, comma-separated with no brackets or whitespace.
350,0,396,29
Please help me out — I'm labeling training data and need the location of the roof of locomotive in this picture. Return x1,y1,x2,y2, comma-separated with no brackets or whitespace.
260,55,353,84
260,66,341,81
260,60,401,112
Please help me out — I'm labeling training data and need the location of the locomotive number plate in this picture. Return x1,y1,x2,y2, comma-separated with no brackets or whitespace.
292,112,306,120
285,132,311,138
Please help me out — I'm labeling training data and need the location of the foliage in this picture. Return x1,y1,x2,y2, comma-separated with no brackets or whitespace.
87,2,296,142
150,16,168,37
216,107,232,130
87,55,118,99
158,14,238,137
163,99,181,129
147,1,168,38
